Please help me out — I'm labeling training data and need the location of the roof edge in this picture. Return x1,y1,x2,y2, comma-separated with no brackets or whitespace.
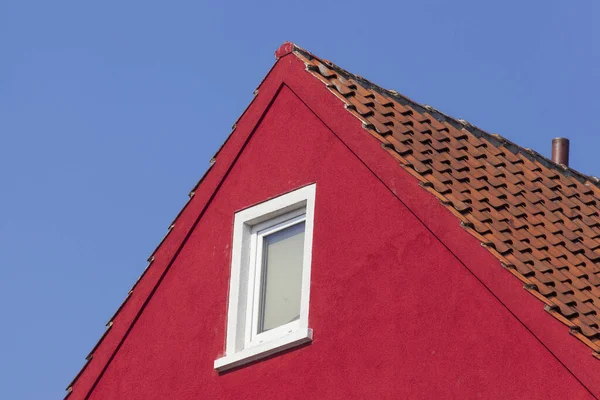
287,43,600,189
63,46,299,399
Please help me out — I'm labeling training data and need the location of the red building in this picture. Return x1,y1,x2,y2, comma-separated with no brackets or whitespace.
66,43,600,399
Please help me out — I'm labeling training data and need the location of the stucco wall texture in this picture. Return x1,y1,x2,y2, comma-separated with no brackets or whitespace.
70,55,598,400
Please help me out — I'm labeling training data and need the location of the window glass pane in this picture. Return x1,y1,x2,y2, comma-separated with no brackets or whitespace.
259,221,305,333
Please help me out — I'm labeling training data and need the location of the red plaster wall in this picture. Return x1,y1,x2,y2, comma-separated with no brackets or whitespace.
84,85,594,399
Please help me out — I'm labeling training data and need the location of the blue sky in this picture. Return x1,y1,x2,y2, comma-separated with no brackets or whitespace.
1,1,599,398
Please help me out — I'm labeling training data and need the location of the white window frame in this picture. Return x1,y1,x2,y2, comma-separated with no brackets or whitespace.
214,184,315,372
246,210,305,348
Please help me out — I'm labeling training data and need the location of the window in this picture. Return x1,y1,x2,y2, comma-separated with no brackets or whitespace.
214,184,316,372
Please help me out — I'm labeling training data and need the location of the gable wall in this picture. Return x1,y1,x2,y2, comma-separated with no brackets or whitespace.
85,84,592,399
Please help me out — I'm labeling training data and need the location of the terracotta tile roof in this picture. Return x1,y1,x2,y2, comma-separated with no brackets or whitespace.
290,44,600,359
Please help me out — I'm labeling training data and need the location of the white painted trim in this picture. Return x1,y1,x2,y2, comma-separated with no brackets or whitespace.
214,328,313,372
218,184,316,370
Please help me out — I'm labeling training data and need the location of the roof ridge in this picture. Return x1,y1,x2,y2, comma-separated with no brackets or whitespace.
289,44,600,189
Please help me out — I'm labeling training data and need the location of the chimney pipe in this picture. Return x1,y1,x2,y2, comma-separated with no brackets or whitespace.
551,137,570,166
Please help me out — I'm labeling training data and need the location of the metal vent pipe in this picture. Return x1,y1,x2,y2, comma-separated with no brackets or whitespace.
552,137,570,166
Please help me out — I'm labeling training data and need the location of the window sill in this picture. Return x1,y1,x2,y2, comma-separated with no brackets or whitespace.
214,328,313,372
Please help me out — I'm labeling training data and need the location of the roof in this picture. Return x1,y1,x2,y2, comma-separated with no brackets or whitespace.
283,43,600,359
